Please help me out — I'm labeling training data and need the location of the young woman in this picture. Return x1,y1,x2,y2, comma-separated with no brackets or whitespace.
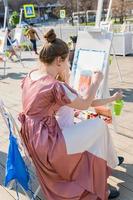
19,29,123,200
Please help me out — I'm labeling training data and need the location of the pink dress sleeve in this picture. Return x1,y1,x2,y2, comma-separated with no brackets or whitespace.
53,82,77,106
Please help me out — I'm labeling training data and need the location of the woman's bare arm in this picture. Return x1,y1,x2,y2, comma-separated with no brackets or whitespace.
91,91,123,107
68,71,103,110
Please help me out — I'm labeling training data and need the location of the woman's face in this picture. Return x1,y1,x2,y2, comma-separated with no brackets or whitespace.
62,54,70,72
57,54,71,82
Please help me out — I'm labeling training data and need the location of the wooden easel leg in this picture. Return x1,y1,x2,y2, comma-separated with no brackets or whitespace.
112,46,123,82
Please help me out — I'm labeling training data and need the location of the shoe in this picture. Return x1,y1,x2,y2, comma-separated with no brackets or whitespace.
108,189,120,199
35,52,39,55
118,156,124,166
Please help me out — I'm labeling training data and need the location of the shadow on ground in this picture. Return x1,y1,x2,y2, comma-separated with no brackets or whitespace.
0,72,27,80
112,162,133,198
21,58,37,62
0,67,11,70
110,88,133,103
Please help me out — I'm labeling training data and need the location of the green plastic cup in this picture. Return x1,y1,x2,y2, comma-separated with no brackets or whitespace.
113,100,124,116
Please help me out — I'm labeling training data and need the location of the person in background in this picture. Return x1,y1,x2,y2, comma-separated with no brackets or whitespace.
7,29,17,61
69,36,77,69
25,23,40,55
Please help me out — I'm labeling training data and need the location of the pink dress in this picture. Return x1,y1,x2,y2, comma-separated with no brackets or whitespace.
19,72,118,200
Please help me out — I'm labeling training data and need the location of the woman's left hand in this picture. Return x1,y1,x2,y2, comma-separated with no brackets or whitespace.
112,90,123,101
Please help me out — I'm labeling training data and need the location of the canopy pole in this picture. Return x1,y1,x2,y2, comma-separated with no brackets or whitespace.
106,0,113,22
3,0,9,30
95,0,104,27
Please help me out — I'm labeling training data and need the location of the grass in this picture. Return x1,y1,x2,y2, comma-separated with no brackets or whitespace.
111,17,133,24
80,22,95,26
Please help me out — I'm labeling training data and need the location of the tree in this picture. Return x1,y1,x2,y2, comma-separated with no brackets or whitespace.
58,0,77,16
112,0,128,23
79,0,92,11
9,11,19,28
3,0,111,20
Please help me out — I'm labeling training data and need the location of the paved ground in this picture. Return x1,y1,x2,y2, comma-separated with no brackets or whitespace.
0,51,133,199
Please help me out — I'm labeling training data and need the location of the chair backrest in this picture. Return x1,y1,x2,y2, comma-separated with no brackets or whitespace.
0,99,28,155
0,100,19,136
0,99,41,199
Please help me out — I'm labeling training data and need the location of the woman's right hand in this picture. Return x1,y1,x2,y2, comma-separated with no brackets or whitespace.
91,71,103,84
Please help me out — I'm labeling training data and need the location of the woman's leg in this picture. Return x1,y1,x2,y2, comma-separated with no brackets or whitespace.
62,117,118,169
30,39,37,54
61,118,119,199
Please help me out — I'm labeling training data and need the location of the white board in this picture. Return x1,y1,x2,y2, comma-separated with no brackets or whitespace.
71,30,113,99
73,49,106,94
14,27,25,44
76,49,105,71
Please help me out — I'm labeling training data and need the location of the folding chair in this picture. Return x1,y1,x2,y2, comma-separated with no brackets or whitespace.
0,100,41,200
0,29,25,77
6,36,25,68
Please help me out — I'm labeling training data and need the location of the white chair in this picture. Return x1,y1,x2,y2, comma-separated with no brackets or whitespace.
0,99,41,200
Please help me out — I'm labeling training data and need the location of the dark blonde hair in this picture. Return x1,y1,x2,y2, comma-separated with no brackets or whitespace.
39,29,69,64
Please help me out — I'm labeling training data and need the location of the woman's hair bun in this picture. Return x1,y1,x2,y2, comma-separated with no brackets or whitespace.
44,29,56,43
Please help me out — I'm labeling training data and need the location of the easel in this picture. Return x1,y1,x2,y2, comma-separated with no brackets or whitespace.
13,27,32,57
71,30,118,133
0,28,25,77
111,46,123,82
95,0,123,82
72,30,113,99
100,22,123,82
16,8,32,54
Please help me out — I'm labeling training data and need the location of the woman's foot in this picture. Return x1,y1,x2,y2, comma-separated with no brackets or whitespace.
108,189,120,199
118,156,124,166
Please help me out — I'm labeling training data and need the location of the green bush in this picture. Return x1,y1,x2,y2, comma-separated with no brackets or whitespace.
5,51,11,57
9,11,19,28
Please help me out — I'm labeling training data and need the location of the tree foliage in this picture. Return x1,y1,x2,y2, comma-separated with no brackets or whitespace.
5,0,133,23
9,11,19,28
112,0,131,23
